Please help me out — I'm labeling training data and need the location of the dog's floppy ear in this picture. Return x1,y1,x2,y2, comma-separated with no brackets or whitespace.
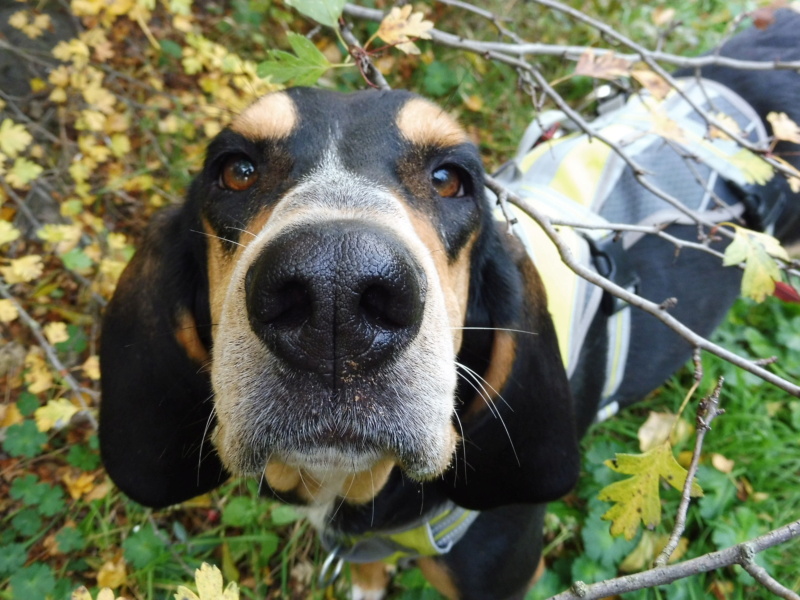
441,227,580,511
100,206,229,508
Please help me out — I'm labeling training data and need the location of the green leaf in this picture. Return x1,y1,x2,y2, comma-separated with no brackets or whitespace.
581,508,638,569
723,225,787,302
9,474,40,503
61,247,93,271
422,61,460,97
122,524,168,569
55,527,86,553
222,496,260,527
3,421,47,458
257,32,331,86
285,0,345,28
11,509,42,537
16,392,39,417
10,474,65,516
0,544,27,577
37,484,66,517
67,443,101,470
9,564,56,600
270,504,300,525
55,323,88,353
728,148,774,185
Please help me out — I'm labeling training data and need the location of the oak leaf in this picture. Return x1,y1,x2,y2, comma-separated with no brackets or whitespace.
376,6,433,55
599,442,702,540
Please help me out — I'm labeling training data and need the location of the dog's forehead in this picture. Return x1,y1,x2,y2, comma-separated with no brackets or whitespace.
230,88,468,150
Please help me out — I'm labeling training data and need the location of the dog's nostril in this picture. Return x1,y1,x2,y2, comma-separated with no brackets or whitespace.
253,281,312,327
359,283,420,330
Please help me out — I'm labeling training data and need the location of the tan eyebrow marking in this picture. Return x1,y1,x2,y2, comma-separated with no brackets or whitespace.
230,92,298,140
396,98,469,147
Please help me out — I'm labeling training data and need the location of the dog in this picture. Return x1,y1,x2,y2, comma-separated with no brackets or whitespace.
99,12,800,600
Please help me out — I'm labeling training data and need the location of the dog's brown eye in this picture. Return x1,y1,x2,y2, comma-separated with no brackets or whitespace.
220,156,257,191
431,166,465,198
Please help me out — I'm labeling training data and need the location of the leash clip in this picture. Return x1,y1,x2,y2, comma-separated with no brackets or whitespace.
318,547,344,588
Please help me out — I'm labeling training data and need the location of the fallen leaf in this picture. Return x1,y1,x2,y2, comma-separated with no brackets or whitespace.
632,68,671,100
35,398,79,431
637,411,677,452
97,557,127,589
43,321,70,345
0,119,33,158
63,471,97,499
0,220,21,246
652,7,676,26
711,453,735,474
175,563,240,600
599,442,702,540
0,298,19,323
24,347,54,393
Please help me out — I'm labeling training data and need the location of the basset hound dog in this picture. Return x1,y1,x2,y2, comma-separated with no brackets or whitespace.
100,12,800,600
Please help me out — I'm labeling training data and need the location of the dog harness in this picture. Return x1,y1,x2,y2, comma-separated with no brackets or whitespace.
494,77,776,420
320,78,780,575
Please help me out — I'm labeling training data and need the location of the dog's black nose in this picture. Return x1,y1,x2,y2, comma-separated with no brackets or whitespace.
246,220,427,381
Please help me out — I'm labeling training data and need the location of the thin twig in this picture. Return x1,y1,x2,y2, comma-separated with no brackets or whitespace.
338,18,391,91
0,279,98,428
655,378,725,567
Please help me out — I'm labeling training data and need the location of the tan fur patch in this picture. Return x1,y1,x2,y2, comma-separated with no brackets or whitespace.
264,461,302,492
343,459,395,504
464,330,516,420
397,98,468,148
418,557,459,599
350,562,390,597
174,308,210,365
230,92,297,140
403,207,476,352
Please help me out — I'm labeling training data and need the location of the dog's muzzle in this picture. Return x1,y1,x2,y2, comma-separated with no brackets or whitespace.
245,220,428,384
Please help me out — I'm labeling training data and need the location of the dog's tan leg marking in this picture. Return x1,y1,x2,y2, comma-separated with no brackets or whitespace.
343,459,395,504
350,562,390,600
264,461,302,492
417,557,459,599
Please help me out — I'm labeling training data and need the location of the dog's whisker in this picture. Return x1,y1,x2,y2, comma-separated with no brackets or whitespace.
189,228,245,247
197,395,217,485
455,362,498,419
451,326,539,336
451,409,468,484
457,361,513,412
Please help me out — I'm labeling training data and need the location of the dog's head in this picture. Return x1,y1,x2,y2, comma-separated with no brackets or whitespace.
100,88,579,511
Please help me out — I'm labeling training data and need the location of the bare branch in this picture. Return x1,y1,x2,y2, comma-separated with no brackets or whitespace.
548,519,800,599
655,378,725,567
338,18,391,91
739,544,800,600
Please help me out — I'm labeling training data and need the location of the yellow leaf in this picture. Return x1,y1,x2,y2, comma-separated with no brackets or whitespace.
599,443,702,540
1,402,23,427
649,109,685,142
52,39,91,65
6,157,43,188
8,10,27,30
110,134,131,157
0,220,21,246
708,111,743,140
179,563,240,600
0,119,33,158
619,531,687,572
35,398,79,431
43,321,70,345
63,471,97,499
767,111,800,144
71,586,93,600
711,452,735,474
652,7,676,26
77,110,107,132
723,225,788,301
576,49,631,81
637,411,676,452
463,94,483,112
0,299,19,323
376,5,433,55
97,558,127,589
38,223,83,253
84,479,111,501
727,148,774,186
82,355,101,380
24,347,54,393
1,254,44,284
